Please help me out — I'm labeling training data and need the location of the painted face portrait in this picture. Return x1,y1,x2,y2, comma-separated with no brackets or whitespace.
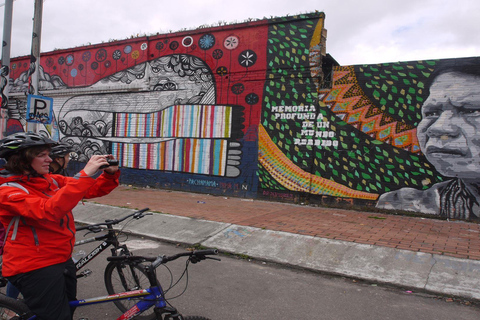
417,72,480,180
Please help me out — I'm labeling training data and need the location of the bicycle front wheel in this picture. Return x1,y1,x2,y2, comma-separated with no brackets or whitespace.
0,294,33,319
104,261,157,320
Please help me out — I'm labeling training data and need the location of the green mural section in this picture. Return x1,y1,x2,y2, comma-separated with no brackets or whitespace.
259,16,445,198
355,60,437,127
259,14,319,191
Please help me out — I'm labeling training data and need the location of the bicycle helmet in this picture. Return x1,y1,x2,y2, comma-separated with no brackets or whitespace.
49,143,74,159
0,132,57,159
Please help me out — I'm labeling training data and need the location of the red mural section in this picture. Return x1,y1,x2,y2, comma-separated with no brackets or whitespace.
9,23,269,136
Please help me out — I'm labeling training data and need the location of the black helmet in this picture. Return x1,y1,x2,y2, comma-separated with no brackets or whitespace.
49,143,74,159
0,132,57,159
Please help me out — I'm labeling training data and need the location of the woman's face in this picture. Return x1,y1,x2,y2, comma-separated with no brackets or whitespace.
30,149,53,175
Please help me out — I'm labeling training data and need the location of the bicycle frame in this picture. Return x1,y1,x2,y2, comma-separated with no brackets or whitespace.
73,207,150,275
74,226,127,272
70,285,167,320
20,284,169,320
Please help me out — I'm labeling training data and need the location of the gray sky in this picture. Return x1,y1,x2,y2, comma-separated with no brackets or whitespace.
1,0,479,66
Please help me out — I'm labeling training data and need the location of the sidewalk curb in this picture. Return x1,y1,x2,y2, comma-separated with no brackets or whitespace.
73,202,480,301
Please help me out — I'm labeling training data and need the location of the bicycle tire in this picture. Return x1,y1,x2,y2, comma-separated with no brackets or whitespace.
104,261,158,320
0,294,34,320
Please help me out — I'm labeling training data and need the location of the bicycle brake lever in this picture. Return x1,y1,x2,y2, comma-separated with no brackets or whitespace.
83,226,103,236
206,257,221,261
134,212,152,219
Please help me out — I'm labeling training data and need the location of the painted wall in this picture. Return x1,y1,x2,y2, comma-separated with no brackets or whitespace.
2,11,480,221
1,12,327,199
259,55,480,221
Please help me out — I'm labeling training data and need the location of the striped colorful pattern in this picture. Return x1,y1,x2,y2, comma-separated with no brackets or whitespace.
114,105,233,139
258,124,378,200
111,138,228,175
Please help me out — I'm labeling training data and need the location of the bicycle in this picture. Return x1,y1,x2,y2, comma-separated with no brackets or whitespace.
0,248,219,319
74,207,156,319
0,207,153,319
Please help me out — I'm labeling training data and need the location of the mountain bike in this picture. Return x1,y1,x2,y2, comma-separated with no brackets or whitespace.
74,207,156,319
0,207,153,319
0,248,219,319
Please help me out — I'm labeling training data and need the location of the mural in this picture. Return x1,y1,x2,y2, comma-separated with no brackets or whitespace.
1,12,326,199
260,53,480,221
1,10,479,221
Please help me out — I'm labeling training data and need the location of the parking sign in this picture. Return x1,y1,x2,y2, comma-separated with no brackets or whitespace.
26,95,54,124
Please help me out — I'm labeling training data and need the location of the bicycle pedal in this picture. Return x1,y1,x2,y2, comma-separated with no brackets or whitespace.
78,269,93,278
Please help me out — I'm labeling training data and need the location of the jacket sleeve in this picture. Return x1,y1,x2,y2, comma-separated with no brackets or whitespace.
0,171,99,222
82,170,120,199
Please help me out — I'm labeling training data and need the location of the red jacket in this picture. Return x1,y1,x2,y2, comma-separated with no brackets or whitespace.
0,169,120,276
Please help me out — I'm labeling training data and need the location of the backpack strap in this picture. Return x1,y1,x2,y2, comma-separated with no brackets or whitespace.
0,182,39,247
5,216,20,241
0,182,29,194
51,177,59,188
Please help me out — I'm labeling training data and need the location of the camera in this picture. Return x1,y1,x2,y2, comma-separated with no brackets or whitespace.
99,158,119,169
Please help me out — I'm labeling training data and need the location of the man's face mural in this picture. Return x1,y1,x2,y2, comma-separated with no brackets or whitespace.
417,72,480,180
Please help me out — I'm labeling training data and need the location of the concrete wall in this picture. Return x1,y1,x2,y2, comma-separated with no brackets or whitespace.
2,11,480,221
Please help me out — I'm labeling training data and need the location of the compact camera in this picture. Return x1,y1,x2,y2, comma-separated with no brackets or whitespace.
99,158,119,169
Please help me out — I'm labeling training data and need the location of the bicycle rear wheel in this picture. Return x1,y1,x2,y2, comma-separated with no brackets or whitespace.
0,294,33,320
104,261,157,320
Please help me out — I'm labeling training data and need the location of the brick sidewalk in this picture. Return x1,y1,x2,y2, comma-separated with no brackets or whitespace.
87,185,480,261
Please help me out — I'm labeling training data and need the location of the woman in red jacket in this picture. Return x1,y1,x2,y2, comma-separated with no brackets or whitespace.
0,132,120,320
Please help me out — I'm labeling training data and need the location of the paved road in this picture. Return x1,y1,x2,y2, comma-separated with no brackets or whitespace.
74,202,480,302
71,231,480,320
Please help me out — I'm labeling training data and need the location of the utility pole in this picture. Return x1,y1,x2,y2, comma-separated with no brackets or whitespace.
26,0,43,133
0,0,14,138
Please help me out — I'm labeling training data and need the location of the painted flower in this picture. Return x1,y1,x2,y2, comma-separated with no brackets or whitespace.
231,83,245,95
82,51,91,62
212,49,223,60
91,62,98,70
131,50,140,60
238,50,257,68
169,41,179,51
199,34,215,50
155,42,164,50
95,49,107,62
124,45,132,54
224,35,239,50
70,69,77,77
46,57,54,68
141,43,148,51
216,66,228,76
66,54,74,66
112,50,122,60
245,93,259,105
182,36,193,47
58,56,65,65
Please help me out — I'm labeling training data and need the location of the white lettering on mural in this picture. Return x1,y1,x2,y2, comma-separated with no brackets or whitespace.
274,105,338,148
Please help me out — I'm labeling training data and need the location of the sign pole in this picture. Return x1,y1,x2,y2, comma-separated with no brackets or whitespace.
26,0,44,133
0,0,14,138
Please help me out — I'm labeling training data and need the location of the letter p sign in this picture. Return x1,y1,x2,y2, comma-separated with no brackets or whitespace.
26,95,54,124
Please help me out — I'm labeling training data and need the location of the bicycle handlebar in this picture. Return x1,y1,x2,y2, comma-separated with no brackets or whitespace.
76,208,150,232
106,249,219,268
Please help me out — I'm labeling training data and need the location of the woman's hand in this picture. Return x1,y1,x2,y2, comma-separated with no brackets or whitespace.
103,155,119,175
83,155,118,176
